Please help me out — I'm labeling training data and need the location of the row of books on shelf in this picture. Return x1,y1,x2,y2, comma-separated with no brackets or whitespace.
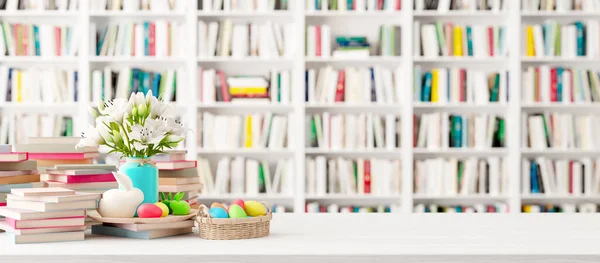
0,0,78,10
306,66,402,103
522,66,600,103
0,67,78,103
415,22,506,58
306,203,402,213
415,113,505,149
414,157,507,196
522,0,600,12
522,158,600,195
197,157,294,195
525,21,600,58
306,157,401,195
0,23,79,57
414,203,508,213
415,0,504,11
0,114,73,144
198,20,294,59
200,0,289,11
306,25,401,58
306,0,401,11
94,21,185,57
414,67,507,103
199,68,291,103
199,112,289,150
91,67,180,102
307,113,400,149
523,204,599,213
524,113,598,149
90,0,186,11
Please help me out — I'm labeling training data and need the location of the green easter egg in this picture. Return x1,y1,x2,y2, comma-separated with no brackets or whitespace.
244,201,267,216
228,204,247,218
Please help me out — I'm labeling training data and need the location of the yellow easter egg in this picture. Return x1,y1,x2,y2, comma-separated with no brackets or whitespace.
244,201,267,217
211,202,227,210
154,202,169,217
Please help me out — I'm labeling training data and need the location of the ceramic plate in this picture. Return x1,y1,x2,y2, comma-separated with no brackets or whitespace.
88,210,197,224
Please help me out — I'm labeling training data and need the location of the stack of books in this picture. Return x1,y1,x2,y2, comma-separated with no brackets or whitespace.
90,0,186,11
306,203,401,213
306,157,401,195
307,25,400,58
414,203,508,213
332,36,371,58
1,0,79,10
92,21,185,57
91,217,194,240
415,22,506,58
199,69,291,104
524,20,597,58
524,113,599,150
0,145,40,209
0,187,100,244
522,158,600,195
415,0,504,11
306,0,401,11
0,114,73,145
0,22,80,57
0,67,79,103
91,67,180,103
200,0,289,11
198,157,293,196
14,137,99,173
415,113,505,149
522,0,597,11
198,20,294,58
414,67,508,103
152,151,201,209
522,204,598,213
41,164,118,194
522,66,600,103
199,112,289,149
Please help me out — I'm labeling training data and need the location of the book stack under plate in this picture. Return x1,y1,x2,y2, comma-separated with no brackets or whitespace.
0,187,100,244
152,151,201,209
91,219,195,240
14,137,100,173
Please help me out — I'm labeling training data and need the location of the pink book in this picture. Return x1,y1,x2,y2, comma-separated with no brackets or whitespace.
28,152,99,160
5,216,85,229
0,202,5,207
44,173,116,184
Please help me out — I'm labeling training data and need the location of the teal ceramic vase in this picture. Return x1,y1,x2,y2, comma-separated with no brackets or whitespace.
119,158,158,207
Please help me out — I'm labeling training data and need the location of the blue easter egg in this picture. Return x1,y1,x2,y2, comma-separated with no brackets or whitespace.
209,207,229,218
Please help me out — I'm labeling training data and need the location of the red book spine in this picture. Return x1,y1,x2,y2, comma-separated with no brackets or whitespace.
319,205,327,213
59,174,117,184
334,70,345,102
487,205,496,213
0,202,5,207
396,0,401,10
353,0,356,10
460,69,466,102
316,26,321,57
149,22,156,56
231,93,270,99
535,68,540,102
377,0,383,10
488,27,494,57
569,69,575,102
11,25,18,55
167,23,171,56
55,26,61,56
218,70,230,102
132,24,136,56
364,160,371,194
569,161,574,194
445,23,453,56
22,25,28,56
550,68,558,102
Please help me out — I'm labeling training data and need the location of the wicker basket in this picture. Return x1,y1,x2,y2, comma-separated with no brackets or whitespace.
195,202,272,240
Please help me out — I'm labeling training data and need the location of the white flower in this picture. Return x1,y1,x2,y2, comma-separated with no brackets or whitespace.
132,141,148,151
128,92,146,106
156,116,188,136
99,99,130,124
129,118,167,146
96,117,114,143
77,125,103,148
166,134,183,143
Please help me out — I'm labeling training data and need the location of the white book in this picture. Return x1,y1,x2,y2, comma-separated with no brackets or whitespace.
583,158,593,195
437,68,448,103
271,160,284,193
0,66,8,102
563,70,572,104
207,22,219,57
154,20,168,57
315,156,327,195
437,0,451,12
539,66,551,102
321,25,331,58
245,159,259,195
421,25,439,58
472,25,486,58
441,112,449,149
306,158,316,194
280,71,291,104
426,113,441,149
308,69,316,102
214,157,231,194
533,25,545,58
202,69,216,103
413,21,421,57
198,21,208,58
385,114,395,149
230,157,246,194
382,69,395,104
283,24,295,58
374,67,386,103
251,113,262,148
366,113,374,149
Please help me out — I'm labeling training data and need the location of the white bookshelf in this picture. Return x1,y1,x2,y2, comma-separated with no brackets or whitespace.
3,0,600,213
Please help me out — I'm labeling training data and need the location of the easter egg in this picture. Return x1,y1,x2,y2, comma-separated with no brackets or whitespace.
137,204,163,218
209,207,229,218
244,201,267,216
210,202,227,210
228,204,247,218
230,199,245,211
154,202,169,217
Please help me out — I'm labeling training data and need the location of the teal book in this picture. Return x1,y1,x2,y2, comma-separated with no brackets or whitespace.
97,27,108,56
414,66,422,102
92,225,193,239
144,22,150,56
142,72,150,95
0,182,40,193
347,0,352,10
498,27,505,55
489,73,500,102
466,26,473,56
152,72,161,96
557,67,563,102
574,21,585,56
33,25,40,56
543,22,551,56
422,72,432,102
451,116,462,148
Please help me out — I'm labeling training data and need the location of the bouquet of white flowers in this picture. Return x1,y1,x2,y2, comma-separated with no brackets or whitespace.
77,91,187,158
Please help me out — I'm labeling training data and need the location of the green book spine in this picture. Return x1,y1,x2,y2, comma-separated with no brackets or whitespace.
457,162,464,190
129,69,134,93
496,118,505,147
541,114,552,147
353,161,358,184
554,23,561,56
310,118,318,147
172,71,177,101
65,118,73,136
435,21,446,55
490,73,500,102
16,25,22,56
258,163,266,193
277,73,281,102
332,0,338,10
314,115,323,146
158,71,167,98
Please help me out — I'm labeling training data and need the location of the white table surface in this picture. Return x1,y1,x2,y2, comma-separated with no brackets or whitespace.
2,214,600,263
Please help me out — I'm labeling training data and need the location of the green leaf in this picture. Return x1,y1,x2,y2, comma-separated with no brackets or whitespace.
168,192,173,201
160,192,166,201
110,122,120,131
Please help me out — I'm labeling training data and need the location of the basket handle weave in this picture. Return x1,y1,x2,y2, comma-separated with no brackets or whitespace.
261,201,272,215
